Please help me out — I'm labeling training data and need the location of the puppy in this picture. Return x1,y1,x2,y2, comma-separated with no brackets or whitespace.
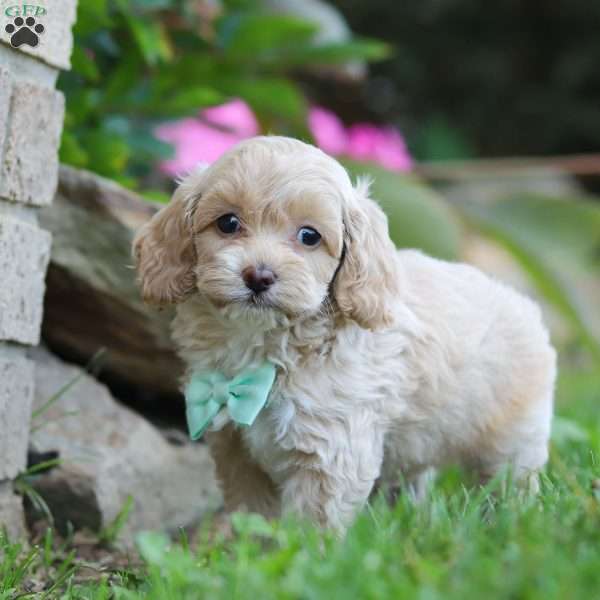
134,136,555,532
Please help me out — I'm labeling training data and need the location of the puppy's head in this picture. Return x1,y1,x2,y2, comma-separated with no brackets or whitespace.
134,136,400,329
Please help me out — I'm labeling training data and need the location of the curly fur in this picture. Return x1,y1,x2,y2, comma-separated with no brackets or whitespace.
134,136,556,532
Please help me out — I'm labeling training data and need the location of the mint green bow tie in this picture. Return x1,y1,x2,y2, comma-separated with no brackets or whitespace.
185,362,276,440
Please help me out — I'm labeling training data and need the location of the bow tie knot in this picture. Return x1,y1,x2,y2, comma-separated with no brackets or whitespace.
212,380,231,405
185,362,276,440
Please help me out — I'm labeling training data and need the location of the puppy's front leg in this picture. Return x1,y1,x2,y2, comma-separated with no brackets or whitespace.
280,422,384,533
206,424,281,518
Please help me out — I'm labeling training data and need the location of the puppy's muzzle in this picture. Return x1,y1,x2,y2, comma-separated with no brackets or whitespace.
242,265,277,294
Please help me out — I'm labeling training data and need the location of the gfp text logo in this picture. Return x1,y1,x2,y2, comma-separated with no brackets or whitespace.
4,5,46,17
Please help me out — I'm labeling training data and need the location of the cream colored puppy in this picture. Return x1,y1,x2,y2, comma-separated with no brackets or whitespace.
134,136,555,532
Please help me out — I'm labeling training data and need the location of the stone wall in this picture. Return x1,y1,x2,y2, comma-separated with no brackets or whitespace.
0,0,76,537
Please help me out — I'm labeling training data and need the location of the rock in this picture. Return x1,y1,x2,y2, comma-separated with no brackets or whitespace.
27,347,221,542
39,165,183,397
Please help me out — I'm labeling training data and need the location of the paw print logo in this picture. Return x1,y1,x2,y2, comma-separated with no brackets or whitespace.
5,16,45,48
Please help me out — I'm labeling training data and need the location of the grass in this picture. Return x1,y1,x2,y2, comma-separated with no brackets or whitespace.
3,366,599,599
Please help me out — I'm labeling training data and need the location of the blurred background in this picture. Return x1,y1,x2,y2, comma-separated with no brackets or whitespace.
27,0,600,540
54,0,600,365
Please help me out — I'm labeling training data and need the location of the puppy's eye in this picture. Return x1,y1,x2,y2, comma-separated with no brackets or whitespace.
297,226,321,247
216,213,241,234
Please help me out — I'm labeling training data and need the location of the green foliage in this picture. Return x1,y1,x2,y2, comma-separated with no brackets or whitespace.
98,496,134,546
0,528,77,599
117,472,600,599
285,38,389,66
216,14,318,58
344,159,461,260
58,0,386,187
454,193,600,360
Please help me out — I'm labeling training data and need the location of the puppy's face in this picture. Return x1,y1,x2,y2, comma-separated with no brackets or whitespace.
134,136,401,330
190,176,343,318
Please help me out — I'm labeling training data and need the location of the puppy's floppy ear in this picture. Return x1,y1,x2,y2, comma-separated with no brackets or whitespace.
334,177,401,330
133,170,204,306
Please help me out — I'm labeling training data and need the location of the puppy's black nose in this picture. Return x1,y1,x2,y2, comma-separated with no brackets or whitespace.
242,266,276,294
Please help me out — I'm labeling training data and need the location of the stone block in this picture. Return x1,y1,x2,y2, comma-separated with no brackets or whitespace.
0,215,51,345
0,0,77,71
0,45,59,87
0,68,11,165
0,481,26,540
0,80,64,206
0,195,39,225
0,353,34,480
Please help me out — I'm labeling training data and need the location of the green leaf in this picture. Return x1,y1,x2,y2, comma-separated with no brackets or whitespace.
81,130,131,178
218,13,317,56
124,127,174,162
128,0,173,11
122,13,173,65
99,496,134,545
70,46,100,82
284,38,391,66
228,78,306,123
454,193,600,359
64,89,101,126
149,53,219,100
59,130,89,169
343,160,461,260
73,0,111,38
100,53,144,111
156,87,224,116
231,512,276,538
136,531,170,565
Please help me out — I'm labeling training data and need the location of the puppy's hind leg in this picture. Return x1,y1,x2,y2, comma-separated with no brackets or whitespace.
406,467,437,503
475,394,552,498
206,424,281,518
375,467,437,505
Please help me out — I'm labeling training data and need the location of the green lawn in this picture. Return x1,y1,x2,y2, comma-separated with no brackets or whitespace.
3,367,599,599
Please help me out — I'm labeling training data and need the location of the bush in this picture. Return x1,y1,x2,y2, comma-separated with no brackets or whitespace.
58,0,387,188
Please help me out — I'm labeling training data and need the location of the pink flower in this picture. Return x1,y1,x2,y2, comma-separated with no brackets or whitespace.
308,105,413,172
202,99,259,138
157,100,412,177
308,107,348,156
156,99,259,176
347,124,413,172
345,123,381,161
